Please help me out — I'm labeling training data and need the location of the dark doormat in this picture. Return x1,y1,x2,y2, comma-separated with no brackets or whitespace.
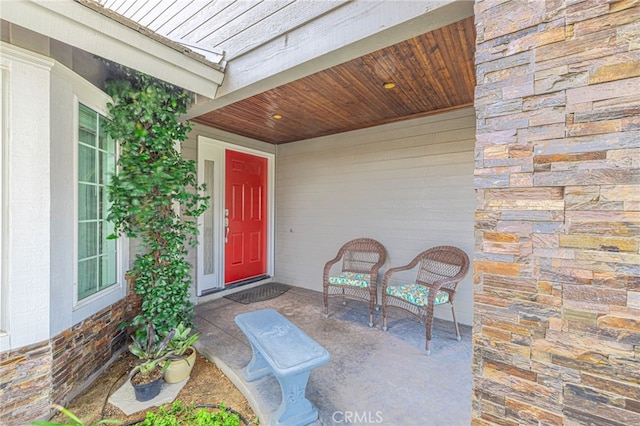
224,282,291,304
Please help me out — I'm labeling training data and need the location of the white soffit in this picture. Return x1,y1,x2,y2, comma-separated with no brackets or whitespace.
1,0,224,98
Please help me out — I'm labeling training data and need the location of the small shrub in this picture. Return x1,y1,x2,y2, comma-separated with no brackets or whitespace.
138,401,241,426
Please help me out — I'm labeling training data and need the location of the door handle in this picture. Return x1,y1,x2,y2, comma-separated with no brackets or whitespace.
225,216,229,243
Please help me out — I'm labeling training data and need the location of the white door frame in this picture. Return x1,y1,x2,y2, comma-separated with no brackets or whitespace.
196,136,275,295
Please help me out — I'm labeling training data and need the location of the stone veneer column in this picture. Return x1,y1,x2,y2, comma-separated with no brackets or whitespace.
473,1,639,425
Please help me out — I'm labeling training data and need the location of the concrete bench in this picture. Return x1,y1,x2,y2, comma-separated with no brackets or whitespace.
235,308,330,426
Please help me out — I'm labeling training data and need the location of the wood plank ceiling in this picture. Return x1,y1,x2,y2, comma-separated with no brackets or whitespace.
193,16,476,144
99,1,476,145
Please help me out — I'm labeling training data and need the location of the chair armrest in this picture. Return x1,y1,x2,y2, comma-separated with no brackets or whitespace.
323,254,343,283
381,257,421,292
427,271,467,302
368,255,386,285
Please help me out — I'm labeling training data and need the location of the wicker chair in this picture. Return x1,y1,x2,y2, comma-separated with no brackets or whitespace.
382,246,470,354
323,238,387,327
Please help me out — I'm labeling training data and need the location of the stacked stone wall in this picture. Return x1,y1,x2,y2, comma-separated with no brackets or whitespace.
0,341,52,426
473,1,640,425
0,282,140,426
50,296,135,405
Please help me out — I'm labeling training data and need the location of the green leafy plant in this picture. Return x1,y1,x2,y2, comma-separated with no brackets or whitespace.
129,322,176,383
31,402,245,426
31,404,122,426
138,401,241,426
103,63,209,335
165,322,200,357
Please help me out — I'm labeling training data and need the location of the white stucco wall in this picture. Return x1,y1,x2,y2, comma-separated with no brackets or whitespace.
0,42,129,346
48,68,76,335
0,43,52,351
274,108,476,325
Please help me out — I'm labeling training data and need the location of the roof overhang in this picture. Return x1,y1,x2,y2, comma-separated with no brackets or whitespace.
185,0,473,118
1,0,224,99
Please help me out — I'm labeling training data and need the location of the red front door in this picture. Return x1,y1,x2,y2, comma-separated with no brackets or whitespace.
225,150,268,285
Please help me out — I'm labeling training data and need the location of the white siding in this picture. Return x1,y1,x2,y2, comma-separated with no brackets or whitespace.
274,108,476,325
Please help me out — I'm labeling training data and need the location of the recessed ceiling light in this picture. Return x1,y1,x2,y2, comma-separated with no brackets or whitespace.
273,114,282,119
382,82,396,89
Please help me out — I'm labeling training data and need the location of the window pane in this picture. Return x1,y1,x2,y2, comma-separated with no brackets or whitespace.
203,160,215,276
79,104,96,130
78,183,97,221
79,145,96,183
99,218,115,253
99,150,115,185
78,221,97,259
98,115,112,152
78,258,97,300
79,104,97,147
79,128,96,147
101,185,113,222
99,253,117,290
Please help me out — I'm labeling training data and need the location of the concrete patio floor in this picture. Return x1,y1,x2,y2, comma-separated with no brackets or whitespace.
193,285,472,426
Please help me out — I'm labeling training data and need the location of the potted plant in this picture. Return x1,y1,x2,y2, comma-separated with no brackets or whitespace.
162,323,200,383
104,62,209,337
128,323,175,401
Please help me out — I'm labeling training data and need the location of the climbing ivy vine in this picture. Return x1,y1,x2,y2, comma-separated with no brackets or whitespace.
104,63,208,335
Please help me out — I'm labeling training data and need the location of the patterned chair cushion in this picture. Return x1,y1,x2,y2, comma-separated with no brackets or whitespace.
328,272,371,288
386,284,450,306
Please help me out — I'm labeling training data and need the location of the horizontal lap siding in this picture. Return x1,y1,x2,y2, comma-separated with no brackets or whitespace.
275,108,476,325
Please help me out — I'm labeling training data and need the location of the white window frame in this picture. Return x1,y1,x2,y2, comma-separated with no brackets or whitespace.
73,99,122,307
72,96,125,310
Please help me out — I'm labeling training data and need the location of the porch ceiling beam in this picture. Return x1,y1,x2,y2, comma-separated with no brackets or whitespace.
185,0,473,119
2,0,224,99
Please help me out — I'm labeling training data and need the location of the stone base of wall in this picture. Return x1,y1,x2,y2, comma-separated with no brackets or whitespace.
0,284,140,426
0,340,53,425
51,295,138,405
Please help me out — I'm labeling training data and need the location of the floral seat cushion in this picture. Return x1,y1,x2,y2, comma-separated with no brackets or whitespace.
328,272,371,288
386,284,449,306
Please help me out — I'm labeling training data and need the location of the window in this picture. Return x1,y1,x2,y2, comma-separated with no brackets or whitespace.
77,103,117,301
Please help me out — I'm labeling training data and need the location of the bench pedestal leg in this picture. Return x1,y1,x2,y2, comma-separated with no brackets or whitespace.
242,342,272,382
272,370,318,426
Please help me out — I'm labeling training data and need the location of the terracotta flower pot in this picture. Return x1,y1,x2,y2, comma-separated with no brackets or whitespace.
163,346,197,383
